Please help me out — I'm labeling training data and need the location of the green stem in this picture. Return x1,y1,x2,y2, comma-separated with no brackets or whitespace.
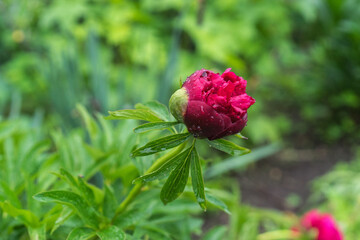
111,142,187,223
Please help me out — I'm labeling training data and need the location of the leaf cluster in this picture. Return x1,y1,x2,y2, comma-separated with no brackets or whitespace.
107,101,251,210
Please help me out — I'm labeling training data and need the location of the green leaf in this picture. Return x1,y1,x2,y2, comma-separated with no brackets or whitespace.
113,207,151,229
51,207,74,234
0,201,40,227
202,226,227,240
57,169,97,207
28,225,46,240
33,191,101,228
84,150,116,178
136,100,171,121
77,176,96,207
257,230,298,240
238,214,259,239
59,168,79,191
0,201,46,239
97,226,126,240
207,139,250,156
190,148,206,210
131,133,191,157
160,146,193,204
206,194,231,215
133,225,171,240
103,185,117,219
67,227,95,240
76,104,99,141
133,122,180,133
105,109,162,122
133,146,193,184
205,144,281,178
0,180,22,208
235,133,248,139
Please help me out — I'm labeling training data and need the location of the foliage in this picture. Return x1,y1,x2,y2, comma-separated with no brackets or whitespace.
0,106,196,239
0,103,350,239
107,100,251,210
0,0,358,239
310,148,360,239
0,105,253,239
1,0,359,144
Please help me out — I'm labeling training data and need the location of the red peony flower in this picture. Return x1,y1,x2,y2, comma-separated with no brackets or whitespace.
169,68,255,140
300,210,343,240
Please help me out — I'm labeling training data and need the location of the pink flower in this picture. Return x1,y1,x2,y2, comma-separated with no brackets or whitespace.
301,210,343,240
169,68,255,140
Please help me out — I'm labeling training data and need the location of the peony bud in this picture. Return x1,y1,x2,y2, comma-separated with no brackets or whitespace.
169,68,255,140
300,210,343,240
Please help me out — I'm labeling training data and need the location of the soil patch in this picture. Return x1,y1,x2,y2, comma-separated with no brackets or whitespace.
237,147,354,212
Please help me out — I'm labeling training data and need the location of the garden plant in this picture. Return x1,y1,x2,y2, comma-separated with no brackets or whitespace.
1,0,359,239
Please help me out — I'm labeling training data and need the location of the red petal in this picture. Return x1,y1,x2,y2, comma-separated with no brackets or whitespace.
184,101,229,139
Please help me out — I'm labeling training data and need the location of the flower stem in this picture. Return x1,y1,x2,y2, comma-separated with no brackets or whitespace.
111,142,187,223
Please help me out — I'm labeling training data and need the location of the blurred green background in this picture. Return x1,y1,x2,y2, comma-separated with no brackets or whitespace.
1,0,359,144
1,0,360,238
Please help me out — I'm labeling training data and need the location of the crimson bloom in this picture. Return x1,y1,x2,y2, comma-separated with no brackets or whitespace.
300,210,343,240
169,68,255,140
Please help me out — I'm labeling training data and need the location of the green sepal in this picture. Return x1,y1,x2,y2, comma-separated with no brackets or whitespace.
169,88,188,122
